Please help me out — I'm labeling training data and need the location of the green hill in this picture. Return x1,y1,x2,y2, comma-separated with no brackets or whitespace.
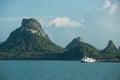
0,18,119,61
64,37,101,60
100,40,120,61
0,18,64,59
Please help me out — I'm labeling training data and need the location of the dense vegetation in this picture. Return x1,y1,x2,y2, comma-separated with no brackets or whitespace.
0,18,64,60
64,42,101,60
100,40,120,61
0,28,63,53
0,18,120,61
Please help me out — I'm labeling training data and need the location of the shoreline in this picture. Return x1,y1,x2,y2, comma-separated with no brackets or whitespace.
0,59,120,62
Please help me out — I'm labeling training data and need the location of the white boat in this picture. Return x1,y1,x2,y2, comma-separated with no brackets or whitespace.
81,55,96,63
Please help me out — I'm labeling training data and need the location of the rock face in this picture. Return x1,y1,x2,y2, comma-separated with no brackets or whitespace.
21,18,48,38
0,18,64,53
65,37,84,50
101,40,119,54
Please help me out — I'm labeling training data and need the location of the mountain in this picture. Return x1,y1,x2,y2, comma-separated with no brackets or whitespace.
64,37,101,60
0,18,119,61
100,40,120,61
65,37,84,50
0,18,64,59
101,40,119,54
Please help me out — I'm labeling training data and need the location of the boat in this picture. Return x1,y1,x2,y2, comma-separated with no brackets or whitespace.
81,55,96,63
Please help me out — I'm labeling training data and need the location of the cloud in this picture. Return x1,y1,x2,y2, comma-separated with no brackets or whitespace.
109,3,119,15
103,0,112,9
48,17,84,28
98,0,119,15
0,16,85,29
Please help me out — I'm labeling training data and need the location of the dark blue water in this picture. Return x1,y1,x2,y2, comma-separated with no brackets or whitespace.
0,61,120,80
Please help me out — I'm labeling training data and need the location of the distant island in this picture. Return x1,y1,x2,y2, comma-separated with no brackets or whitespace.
0,18,120,61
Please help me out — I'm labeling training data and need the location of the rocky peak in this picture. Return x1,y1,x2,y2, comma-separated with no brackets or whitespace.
20,18,48,38
22,18,40,26
108,40,113,45
74,37,84,42
107,40,116,48
0,18,64,53
65,37,84,50
102,40,118,54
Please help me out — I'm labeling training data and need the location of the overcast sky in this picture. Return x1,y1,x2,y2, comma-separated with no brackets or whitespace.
0,0,120,49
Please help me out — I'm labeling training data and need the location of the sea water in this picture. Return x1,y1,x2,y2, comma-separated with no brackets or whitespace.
0,61,120,80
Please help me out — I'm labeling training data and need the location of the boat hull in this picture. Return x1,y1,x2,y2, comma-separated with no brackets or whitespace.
81,60,96,63
81,56,96,63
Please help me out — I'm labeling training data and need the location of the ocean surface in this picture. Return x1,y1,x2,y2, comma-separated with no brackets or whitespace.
0,61,120,80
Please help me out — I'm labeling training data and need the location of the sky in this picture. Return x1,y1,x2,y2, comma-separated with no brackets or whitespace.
0,0,120,49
